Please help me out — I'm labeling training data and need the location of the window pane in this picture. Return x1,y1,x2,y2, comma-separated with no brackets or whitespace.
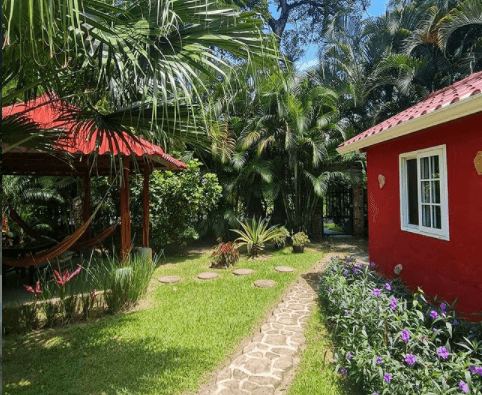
432,206,442,229
431,180,440,203
407,159,419,225
431,155,440,179
422,205,431,227
420,157,430,179
421,181,431,203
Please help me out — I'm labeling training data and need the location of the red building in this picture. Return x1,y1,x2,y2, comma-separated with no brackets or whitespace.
337,72,482,315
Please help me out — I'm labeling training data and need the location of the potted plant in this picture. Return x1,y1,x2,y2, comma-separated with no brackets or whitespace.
291,231,310,253
272,226,290,250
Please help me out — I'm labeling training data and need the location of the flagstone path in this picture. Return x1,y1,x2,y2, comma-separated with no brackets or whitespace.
198,238,368,395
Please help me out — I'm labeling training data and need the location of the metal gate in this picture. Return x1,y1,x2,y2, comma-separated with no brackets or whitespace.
323,186,353,236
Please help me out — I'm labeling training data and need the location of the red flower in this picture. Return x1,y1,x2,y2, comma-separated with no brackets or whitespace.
24,281,42,297
53,265,82,287
90,289,97,302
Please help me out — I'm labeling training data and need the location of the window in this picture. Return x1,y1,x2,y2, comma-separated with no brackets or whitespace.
399,145,449,240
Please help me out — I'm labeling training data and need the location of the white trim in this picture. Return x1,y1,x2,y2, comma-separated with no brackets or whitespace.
399,144,450,241
337,94,482,154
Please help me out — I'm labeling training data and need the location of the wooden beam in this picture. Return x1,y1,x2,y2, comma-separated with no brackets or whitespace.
82,175,92,241
142,164,151,248
120,158,131,263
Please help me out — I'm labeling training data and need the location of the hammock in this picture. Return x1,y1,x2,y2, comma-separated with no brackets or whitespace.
68,219,120,252
9,209,58,242
2,207,99,268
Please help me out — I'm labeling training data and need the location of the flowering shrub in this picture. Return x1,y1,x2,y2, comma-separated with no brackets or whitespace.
291,231,310,246
210,241,239,268
320,257,482,395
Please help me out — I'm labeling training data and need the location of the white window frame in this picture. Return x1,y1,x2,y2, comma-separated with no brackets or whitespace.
399,144,450,241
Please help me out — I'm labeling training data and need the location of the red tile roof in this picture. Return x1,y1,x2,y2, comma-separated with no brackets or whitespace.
2,94,186,170
339,71,482,150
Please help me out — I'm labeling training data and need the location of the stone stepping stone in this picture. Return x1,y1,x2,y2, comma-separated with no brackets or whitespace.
158,276,181,283
275,266,295,272
197,272,219,280
254,279,276,288
233,268,255,276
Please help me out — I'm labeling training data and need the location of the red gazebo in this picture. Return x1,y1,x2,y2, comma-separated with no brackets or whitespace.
2,94,186,260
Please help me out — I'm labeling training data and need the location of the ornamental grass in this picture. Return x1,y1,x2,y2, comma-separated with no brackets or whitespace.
320,257,482,395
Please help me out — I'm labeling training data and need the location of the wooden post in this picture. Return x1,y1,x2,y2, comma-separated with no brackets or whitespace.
120,158,131,263
142,164,150,248
82,175,91,240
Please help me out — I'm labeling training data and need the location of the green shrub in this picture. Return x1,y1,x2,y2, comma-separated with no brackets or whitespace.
320,257,482,395
210,240,240,268
272,226,290,249
292,231,310,246
232,217,284,258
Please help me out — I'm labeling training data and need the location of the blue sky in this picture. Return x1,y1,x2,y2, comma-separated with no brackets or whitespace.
267,0,389,71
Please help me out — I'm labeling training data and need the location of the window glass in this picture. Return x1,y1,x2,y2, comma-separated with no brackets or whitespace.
407,159,419,225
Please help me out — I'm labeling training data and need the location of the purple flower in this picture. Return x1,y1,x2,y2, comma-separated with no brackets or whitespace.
373,288,381,297
385,283,391,291
405,354,417,366
401,329,410,342
373,393,379,395
437,347,450,360
346,257,351,263
357,263,363,268
370,261,376,268
352,268,359,274
389,296,397,311
459,381,469,393
469,366,482,376
347,352,353,360
328,286,333,293
344,310,351,315
440,302,447,311
430,310,438,319
376,357,383,364
330,257,334,262
384,373,392,383
341,368,347,375
343,270,348,276
453,319,458,325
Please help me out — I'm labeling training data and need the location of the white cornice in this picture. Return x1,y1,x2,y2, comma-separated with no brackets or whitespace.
337,94,482,154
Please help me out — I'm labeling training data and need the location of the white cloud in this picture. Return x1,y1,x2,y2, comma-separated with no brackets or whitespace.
296,58,318,73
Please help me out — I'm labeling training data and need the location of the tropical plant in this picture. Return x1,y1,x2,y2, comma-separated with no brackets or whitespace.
232,217,284,258
210,240,240,268
272,226,290,249
291,231,310,246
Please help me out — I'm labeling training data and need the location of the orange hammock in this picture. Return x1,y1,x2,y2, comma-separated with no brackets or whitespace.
68,218,120,252
2,207,99,268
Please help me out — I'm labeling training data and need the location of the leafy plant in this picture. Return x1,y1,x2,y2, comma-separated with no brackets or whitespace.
272,226,290,249
232,217,284,258
210,240,240,268
320,257,482,395
291,231,310,246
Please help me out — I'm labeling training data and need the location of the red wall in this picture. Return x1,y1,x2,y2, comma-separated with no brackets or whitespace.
366,112,482,316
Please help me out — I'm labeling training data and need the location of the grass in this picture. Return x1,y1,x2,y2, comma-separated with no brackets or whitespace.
2,247,323,395
286,308,357,395
323,223,344,232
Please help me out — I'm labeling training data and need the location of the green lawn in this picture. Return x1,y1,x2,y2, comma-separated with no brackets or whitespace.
3,247,323,395
323,223,344,232
286,307,357,395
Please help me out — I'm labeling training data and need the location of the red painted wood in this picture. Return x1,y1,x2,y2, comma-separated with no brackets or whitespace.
120,159,131,263
82,175,91,240
142,165,150,248
366,112,482,316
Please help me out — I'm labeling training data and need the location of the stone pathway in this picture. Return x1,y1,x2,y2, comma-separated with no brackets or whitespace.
198,238,368,395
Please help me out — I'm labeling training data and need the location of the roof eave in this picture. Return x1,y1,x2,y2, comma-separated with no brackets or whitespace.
337,94,482,155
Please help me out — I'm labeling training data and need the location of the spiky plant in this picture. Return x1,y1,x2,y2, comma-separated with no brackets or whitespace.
231,217,283,258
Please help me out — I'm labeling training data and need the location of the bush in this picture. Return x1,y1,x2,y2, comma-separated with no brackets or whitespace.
210,240,240,268
320,257,482,395
232,217,284,258
272,226,290,249
292,231,310,246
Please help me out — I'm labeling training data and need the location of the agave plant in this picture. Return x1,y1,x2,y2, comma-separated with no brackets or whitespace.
231,217,283,258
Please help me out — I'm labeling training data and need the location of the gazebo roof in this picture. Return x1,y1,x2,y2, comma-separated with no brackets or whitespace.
2,94,186,175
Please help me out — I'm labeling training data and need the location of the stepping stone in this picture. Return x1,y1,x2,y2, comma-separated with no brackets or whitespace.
254,279,276,288
158,276,181,283
197,272,219,280
275,266,295,272
233,268,255,276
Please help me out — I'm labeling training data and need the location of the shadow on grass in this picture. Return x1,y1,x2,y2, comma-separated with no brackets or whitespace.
3,314,210,395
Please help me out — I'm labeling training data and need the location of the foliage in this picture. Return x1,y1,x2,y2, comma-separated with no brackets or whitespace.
210,240,240,268
131,160,222,249
320,257,482,395
291,231,310,246
272,226,290,249
232,217,284,258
